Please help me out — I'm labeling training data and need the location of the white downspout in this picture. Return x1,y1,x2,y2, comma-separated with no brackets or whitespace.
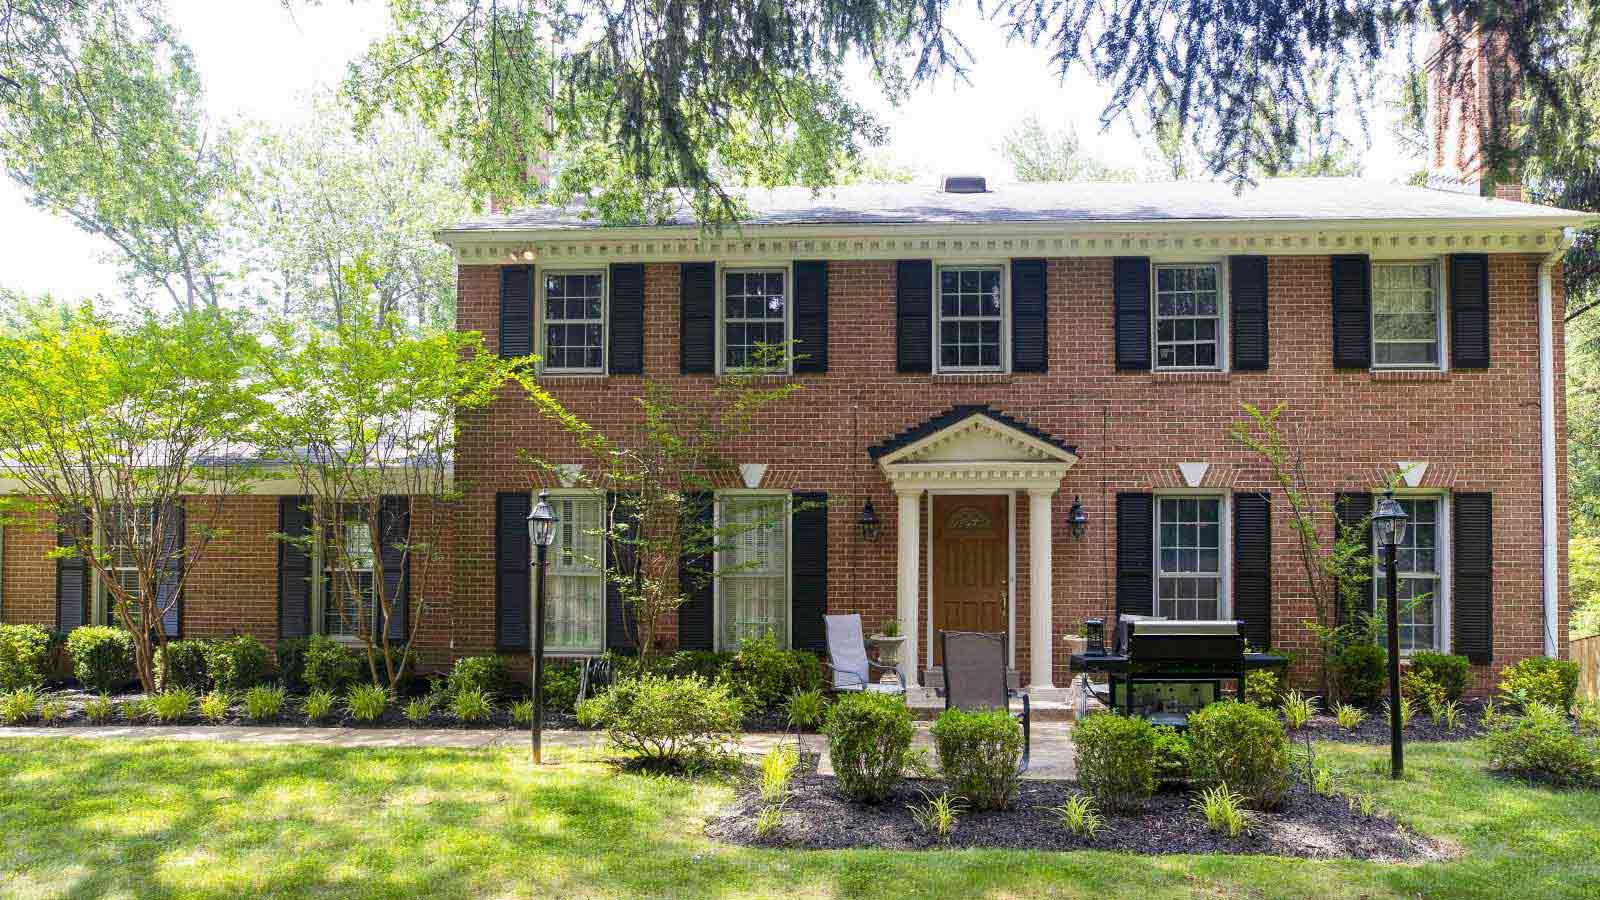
1539,227,1578,658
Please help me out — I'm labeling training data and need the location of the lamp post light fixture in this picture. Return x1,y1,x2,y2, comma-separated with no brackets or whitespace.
858,500,881,542
1067,497,1089,539
1371,491,1410,780
526,490,558,765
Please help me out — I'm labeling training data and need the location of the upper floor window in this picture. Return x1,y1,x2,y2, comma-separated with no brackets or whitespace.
542,271,606,373
1373,497,1444,652
548,494,606,653
717,494,790,650
721,269,789,371
1154,263,1222,370
1156,496,1225,620
1372,262,1442,369
937,265,1006,372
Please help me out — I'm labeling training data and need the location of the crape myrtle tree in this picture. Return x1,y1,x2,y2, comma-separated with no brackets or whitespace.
0,304,263,692
259,259,527,694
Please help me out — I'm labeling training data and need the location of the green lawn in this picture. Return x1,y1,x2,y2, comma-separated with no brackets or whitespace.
1,737,1597,899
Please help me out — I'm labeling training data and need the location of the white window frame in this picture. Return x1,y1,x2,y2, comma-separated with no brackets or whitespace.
1150,260,1228,372
712,491,793,651
320,507,376,642
1372,492,1451,655
543,490,608,655
934,262,1010,374
93,504,155,627
716,264,794,374
1370,259,1448,372
1152,491,1232,621
537,269,609,375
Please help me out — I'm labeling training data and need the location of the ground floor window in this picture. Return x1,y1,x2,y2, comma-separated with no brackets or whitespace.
1373,496,1443,652
547,494,606,653
718,494,789,650
102,503,154,627
323,509,376,639
1156,496,1225,620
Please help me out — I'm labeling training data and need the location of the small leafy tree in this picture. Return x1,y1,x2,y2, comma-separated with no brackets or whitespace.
0,304,263,692
259,260,525,694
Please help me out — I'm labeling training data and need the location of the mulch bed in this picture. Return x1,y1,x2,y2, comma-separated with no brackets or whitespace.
708,773,1457,861
1295,698,1492,745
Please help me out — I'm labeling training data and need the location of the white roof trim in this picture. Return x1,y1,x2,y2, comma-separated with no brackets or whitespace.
876,413,1078,468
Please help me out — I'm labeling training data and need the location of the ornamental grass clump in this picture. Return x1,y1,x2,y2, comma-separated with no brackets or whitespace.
1278,691,1317,730
759,744,799,805
1072,712,1157,812
907,790,962,841
83,694,115,723
346,684,388,723
577,674,742,769
1187,701,1291,810
451,688,492,723
38,697,66,723
0,687,40,724
510,699,534,725
404,696,436,725
1053,794,1103,838
930,707,1025,810
244,685,286,722
302,689,336,722
150,687,195,723
823,691,914,803
784,688,827,732
1192,785,1253,837
1333,702,1366,731
198,691,231,723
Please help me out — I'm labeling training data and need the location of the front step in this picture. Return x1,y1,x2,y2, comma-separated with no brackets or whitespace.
903,686,1081,722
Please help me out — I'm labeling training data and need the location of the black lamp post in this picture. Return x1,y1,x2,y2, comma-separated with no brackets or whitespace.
526,491,557,765
1372,491,1410,779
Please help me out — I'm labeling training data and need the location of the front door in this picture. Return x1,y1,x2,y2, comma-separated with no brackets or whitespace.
931,494,1009,665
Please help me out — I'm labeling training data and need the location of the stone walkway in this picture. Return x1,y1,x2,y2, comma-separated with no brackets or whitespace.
3,722,1078,778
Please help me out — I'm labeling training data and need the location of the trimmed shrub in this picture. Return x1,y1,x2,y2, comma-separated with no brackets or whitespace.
155,640,211,692
1330,642,1387,706
65,626,134,693
302,636,360,694
1187,700,1292,810
0,624,53,690
1073,712,1157,811
1408,652,1471,702
1244,669,1281,708
931,707,1024,810
1400,668,1446,710
275,637,310,692
206,635,270,692
659,650,734,682
576,673,742,767
1152,725,1192,784
730,634,822,713
542,663,581,713
447,655,512,698
824,691,914,803
1484,702,1598,786
1499,657,1581,712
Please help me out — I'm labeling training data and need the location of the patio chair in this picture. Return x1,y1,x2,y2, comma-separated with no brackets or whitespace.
823,614,906,695
939,631,1030,773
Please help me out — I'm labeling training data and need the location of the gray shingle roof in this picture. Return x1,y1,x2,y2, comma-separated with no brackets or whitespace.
441,178,1590,235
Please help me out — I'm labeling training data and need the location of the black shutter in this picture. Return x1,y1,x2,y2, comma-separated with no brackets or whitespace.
1334,492,1375,622
793,261,829,373
676,491,714,650
608,263,646,375
278,496,312,638
156,502,185,639
378,496,410,644
790,492,828,653
1229,255,1270,371
499,265,534,359
55,508,89,632
1233,492,1272,649
606,492,638,652
1113,257,1151,371
895,260,933,373
1453,492,1494,664
1115,493,1154,618
679,262,716,374
1331,255,1372,369
1450,254,1491,368
1011,258,1049,373
495,492,532,651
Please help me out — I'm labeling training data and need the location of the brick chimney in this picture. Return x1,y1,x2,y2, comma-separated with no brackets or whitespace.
1426,18,1524,201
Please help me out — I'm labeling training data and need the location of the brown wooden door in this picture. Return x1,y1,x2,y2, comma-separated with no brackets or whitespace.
932,494,1009,665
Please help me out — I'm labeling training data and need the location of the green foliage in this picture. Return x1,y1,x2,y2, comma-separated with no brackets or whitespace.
451,687,493,723
1186,701,1292,810
0,624,53,690
906,791,963,840
730,634,822,713
38,697,66,723
823,691,914,804
346,684,388,723
1192,785,1254,837
1334,702,1367,731
1386,695,1415,729
510,699,534,726
403,696,436,725
1152,725,1192,784
1500,657,1581,712
577,674,742,767
1408,652,1471,702
205,635,269,693
1575,698,1600,736
1484,702,1598,787
542,663,581,714
657,650,733,682
1569,526,1600,638
244,685,286,723
1329,643,1387,706
274,638,310,693
1279,691,1318,730
1053,794,1103,838
1244,669,1282,708
753,803,785,839
198,691,230,723
149,688,195,723
302,689,336,723
155,640,210,693
1073,712,1158,812
82,694,115,723
784,688,827,732
930,708,1025,810
999,113,1136,182
302,637,360,695
64,627,134,694
758,745,799,805
0,687,41,724
447,656,512,700
1433,698,1463,730
1401,668,1447,711
1309,762,1337,797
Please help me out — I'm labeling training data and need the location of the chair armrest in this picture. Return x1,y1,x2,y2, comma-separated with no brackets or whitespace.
822,659,869,690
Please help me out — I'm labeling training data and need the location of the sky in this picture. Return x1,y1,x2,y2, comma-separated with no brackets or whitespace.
0,1,1417,303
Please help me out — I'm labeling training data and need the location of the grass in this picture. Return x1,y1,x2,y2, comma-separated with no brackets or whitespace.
1,737,1598,898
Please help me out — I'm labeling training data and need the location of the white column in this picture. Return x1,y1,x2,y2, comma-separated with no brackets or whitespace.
896,488,921,689
1028,488,1055,690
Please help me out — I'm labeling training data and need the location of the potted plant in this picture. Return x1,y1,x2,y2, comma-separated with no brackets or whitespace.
1062,623,1090,658
868,619,906,669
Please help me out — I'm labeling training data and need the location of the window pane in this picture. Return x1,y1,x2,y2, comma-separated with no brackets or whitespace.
1373,498,1441,651
719,496,789,650
724,270,789,369
1153,264,1222,370
1372,263,1439,368
545,273,605,370
1156,496,1223,619
936,267,1005,371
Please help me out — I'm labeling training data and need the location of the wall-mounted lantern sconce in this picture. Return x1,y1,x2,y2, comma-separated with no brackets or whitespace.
1067,496,1089,539
858,500,881,542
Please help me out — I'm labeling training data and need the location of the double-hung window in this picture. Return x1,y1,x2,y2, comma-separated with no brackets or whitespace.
717,494,790,650
1372,262,1442,368
1155,496,1225,620
103,504,154,627
1373,497,1444,652
722,269,789,371
324,510,376,639
547,494,606,653
542,271,606,373
936,265,1006,372
1154,263,1223,370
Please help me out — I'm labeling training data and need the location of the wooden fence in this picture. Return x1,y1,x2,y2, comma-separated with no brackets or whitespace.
1575,634,1600,701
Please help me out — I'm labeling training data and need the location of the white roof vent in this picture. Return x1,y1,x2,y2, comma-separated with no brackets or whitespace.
940,174,988,194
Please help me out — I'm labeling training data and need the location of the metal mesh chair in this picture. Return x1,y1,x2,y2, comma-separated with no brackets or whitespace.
824,614,906,694
939,631,1030,772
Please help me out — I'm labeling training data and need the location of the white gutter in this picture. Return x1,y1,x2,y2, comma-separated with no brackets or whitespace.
1540,227,1579,657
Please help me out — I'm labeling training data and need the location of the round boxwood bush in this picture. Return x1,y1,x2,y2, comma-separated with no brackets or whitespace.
1186,700,1292,810
205,635,270,692
0,624,53,690
1152,724,1192,785
824,691,913,803
301,636,360,694
1072,711,1157,811
1408,651,1471,702
1484,701,1598,786
575,673,742,767
65,626,135,693
1499,656,1581,712
154,639,211,692
1330,642,1387,707
446,655,512,698
729,633,822,713
931,707,1024,810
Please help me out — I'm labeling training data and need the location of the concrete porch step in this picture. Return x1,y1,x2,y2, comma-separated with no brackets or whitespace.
903,686,1079,722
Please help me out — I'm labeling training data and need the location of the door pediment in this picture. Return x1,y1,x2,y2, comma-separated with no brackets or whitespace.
870,405,1077,491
